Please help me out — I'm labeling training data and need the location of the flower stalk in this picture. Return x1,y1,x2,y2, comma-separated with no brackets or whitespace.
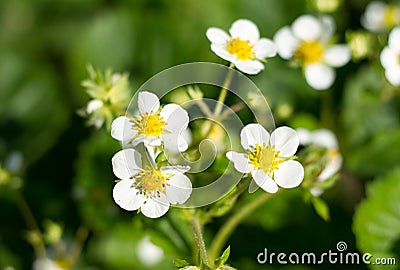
191,215,210,269
208,191,274,265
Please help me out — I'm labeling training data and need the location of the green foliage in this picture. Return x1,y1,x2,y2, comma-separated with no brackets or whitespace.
341,65,400,177
353,168,400,270
1,0,399,269
215,246,231,267
310,195,330,221
74,132,119,231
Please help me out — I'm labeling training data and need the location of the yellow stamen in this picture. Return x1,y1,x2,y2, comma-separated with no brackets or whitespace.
132,112,167,137
227,38,254,60
384,6,399,28
249,143,283,173
294,41,323,65
135,169,169,194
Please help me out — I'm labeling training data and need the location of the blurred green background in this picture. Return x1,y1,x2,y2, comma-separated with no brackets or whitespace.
1,0,400,269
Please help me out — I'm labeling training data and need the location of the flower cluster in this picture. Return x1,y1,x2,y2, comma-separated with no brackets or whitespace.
80,65,131,129
207,17,351,90
110,91,192,218
297,128,342,196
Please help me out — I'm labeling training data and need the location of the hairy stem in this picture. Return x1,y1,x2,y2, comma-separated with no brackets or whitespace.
208,192,274,264
191,216,209,269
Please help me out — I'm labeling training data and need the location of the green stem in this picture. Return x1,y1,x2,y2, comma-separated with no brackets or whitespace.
15,190,47,258
320,89,334,129
213,63,235,117
191,216,209,269
69,226,89,267
201,64,235,138
208,192,274,265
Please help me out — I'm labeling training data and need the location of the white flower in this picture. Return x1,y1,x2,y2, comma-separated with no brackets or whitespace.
85,99,105,128
112,149,192,218
111,91,190,152
226,124,304,193
137,236,164,266
206,19,277,74
274,15,351,90
361,1,400,32
297,128,342,196
32,258,65,270
380,26,400,86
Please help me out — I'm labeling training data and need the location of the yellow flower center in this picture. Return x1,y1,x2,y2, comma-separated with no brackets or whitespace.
294,41,323,65
135,169,169,195
227,38,254,60
132,112,167,137
384,6,399,28
248,143,283,173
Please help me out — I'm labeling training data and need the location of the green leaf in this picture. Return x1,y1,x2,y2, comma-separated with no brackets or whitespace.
310,196,330,221
340,64,398,147
209,195,238,218
353,168,400,270
215,246,231,267
347,129,400,177
173,258,190,268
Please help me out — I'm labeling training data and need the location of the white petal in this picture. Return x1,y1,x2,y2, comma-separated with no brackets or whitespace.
206,27,230,45
240,123,270,150
226,151,253,173
162,133,188,153
251,170,279,193
229,19,260,43
361,1,387,32
385,68,400,86
138,91,160,114
380,47,398,69
141,193,170,218
270,126,299,157
112,149,142,180
161,165,190,175
389,27,400,52
273,26,299,59
166,174,192,204
305,63,335,90
86,99,103,113
295,128,312,145
318,153,342,181
310,187,324,197
235,60,264,74
160,104,189,133
111,116,137,142
274,160,304,188
319,15,335,43
324,45,351,67
311,129,338,149
211,44,236,62
254,38,277,59
113,180,144,211
292,15,322,41
143,136,162,147
137,236,164,266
